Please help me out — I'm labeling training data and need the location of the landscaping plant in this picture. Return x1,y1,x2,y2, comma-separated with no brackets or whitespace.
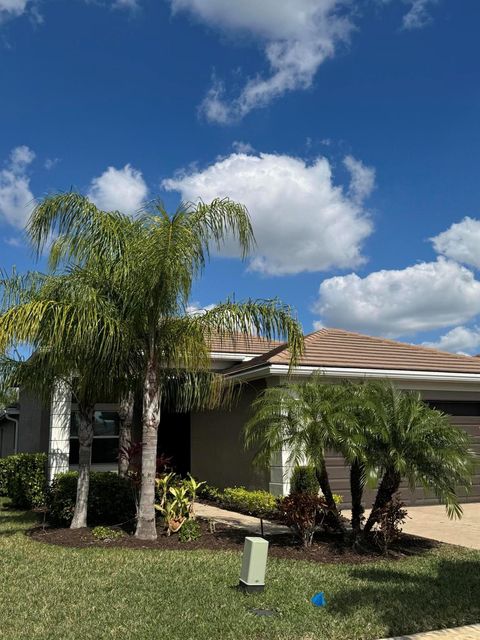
278,492,329,547
19,193,304,541
155,473,204,535
0,453,47,508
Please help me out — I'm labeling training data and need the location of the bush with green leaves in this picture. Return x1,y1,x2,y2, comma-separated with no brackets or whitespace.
178,518,202,542
47,471,136,527
91,526,124,541
0,453,47,508
220,487,278,518
290,466,319,495
155,473,204,535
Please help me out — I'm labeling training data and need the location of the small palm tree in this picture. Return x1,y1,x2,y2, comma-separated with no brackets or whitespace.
27,194,304,540
361,381,475,534
244,377,353,530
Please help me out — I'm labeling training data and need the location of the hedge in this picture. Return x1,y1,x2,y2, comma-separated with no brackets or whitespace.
0,453,47,508
47,471,136,527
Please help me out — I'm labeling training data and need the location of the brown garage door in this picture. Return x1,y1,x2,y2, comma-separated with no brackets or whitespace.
325,416,480,509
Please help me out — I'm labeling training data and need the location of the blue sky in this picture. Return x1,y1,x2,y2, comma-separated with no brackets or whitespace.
2,0,480,353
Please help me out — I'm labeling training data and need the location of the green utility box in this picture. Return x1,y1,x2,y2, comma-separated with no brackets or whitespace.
239,537,269,593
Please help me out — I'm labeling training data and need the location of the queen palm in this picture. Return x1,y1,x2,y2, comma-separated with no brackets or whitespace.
0,267,137,528
27,194,304,540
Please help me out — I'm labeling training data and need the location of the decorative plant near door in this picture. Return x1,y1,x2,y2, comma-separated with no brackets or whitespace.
154,473,204,535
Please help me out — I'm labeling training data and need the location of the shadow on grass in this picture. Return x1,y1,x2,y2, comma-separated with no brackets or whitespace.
0,505,38,536
329,559,480,637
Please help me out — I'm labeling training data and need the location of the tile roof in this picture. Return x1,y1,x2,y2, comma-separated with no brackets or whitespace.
224,328,480,376
208,332,284,355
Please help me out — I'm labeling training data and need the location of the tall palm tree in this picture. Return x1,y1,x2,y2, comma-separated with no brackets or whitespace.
0,267,136,528
27,194,304,540
361,381,475,534
244,377,353,530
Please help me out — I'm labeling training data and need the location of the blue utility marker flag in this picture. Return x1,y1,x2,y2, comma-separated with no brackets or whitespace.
311,592,326,607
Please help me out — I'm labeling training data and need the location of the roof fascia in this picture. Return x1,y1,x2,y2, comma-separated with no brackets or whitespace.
227,363,480,385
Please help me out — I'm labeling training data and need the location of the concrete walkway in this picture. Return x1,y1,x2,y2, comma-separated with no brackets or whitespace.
195,502,289,535
380,623,480,639
401,504,480,550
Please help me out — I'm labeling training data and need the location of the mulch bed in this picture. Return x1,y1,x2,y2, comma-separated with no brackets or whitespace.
28,519,439,564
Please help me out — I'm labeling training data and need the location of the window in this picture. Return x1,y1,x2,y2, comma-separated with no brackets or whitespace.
69,411,119,464
426,400,480,417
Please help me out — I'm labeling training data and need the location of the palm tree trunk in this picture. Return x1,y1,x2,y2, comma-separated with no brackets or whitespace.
118,391,134,478
315,458,344,531
135,358,161,540
363,467,402,535
350,458,365,536
70,405,95,529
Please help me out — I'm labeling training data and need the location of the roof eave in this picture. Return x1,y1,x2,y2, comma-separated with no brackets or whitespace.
226,363,480,384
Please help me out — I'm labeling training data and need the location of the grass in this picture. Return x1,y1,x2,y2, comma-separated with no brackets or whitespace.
0,501,479,640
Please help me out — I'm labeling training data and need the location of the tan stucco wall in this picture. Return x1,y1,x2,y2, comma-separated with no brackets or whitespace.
190,380,269,490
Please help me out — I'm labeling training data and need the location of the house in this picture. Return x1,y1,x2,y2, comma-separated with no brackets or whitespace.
7,328,480,505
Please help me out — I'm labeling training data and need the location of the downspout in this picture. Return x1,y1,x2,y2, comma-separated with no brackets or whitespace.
6,411,19,454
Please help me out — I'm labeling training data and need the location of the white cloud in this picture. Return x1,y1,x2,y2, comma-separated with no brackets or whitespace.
0,146,36,228
0,0,29,23
87,164,148,214
163,151,374,276
4,236,23,247
169,0,353,123
431,217,480,270
423,326,480,355
44,157,60,170
112,0,139,10
402,0,437,30
314,258,480,337
232,141,255,154
186,302,216,316
344,155,376,204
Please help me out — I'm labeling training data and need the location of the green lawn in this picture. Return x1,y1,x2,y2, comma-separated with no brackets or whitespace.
0,502,479,640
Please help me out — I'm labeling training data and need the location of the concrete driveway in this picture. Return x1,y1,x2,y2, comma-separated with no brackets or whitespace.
402,503,480,550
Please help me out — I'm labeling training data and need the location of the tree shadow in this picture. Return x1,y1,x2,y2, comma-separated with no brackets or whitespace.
0,506,38,537
329,559,480,637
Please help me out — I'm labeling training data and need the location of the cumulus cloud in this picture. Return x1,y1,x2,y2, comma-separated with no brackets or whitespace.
344,155,376,203
163,151,374,276
402,0,437,30
186,301,216,316
87,164,148,214
169,0,353,123
0,145,36,228
313,258,480,337
0,0,29,23
431,217,480,270
423,326,480,355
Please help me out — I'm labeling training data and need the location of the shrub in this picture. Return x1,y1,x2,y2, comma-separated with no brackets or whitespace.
197,483,222,502
221,487,278,518
91,526,124,541
372,494,408,553
47,472,136,527
0,453,47,508
278,493,329,547
155,473,204,535
290,466,319,495
178,519,202,542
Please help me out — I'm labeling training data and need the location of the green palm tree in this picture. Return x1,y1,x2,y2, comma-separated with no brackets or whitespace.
0,267,137,528
27,194,304,540
360,381,475,534
244,377,353,530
